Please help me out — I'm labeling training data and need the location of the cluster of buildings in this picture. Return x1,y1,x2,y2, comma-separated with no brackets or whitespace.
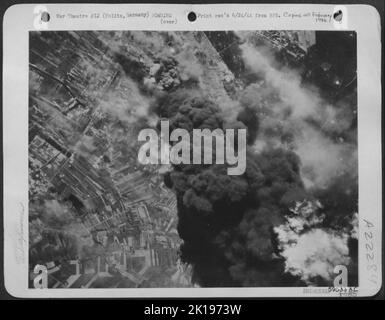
30,229,180,288
252,30,316,61
28,31,185,288
28,30,327,288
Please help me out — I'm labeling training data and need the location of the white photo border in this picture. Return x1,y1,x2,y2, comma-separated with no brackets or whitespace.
3,3,382,298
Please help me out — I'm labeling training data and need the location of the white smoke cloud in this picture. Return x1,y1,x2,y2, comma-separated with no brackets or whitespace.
280,229,350,284
239,39,357,188
274,200,354,285
175,43,204,82
30,200,94,253
295,124,357,188
99,77,152,124
73,134,97,157
240,43,321,120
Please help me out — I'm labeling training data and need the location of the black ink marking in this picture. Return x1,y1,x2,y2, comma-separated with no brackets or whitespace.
187,11,197,22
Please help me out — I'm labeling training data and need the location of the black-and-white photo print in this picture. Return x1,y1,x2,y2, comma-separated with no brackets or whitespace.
28,30,358,289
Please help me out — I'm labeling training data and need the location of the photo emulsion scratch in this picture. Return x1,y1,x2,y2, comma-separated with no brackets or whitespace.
28,30,358,289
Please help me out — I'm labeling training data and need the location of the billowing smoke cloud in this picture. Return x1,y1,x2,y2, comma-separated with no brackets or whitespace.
73,134,97,157
175,43,204,82
98,79,153,125
155,89,309,286
154,31,357,287
29,199,95,265
274,200,356,285
240,44,321,120
238,39,357,189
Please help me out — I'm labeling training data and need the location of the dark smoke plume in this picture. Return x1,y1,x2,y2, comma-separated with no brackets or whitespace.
155,89,308,286
149,32,357,287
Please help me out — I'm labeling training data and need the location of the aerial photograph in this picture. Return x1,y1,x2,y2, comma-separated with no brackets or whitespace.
28,30,358,288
